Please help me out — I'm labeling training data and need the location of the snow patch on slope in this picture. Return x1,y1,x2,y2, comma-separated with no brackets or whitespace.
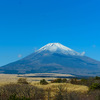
37,43,84,56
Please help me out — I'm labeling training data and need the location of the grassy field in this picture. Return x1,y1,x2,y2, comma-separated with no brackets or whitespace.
0,74,92,100
0,74,88,93
32,82,88,93
0,73,74,84
0,74,57,85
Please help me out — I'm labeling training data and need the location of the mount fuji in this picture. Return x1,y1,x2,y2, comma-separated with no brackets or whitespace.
0,43,100,76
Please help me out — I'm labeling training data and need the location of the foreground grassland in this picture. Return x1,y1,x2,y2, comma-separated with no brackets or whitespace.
2,74,100,100
33,83,88,93
0,74,88,93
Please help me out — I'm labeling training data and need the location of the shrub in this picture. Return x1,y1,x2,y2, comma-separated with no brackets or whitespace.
54,85,66,100
17,78,28,84
68,92,80,100
40,79,48,85
70,78,77,84
62,78,67,83
0,83,45,100
51,78,67,83
90,83,100,90
8,94,30,100
81,78,87,84
53,78,62,83
95,76,100,80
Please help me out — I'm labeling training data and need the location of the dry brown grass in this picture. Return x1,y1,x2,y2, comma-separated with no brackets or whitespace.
0,73,73,84
0,74,18,85
0,74,89,94
32,83,88,93
30,83,89,99
0,74,56,85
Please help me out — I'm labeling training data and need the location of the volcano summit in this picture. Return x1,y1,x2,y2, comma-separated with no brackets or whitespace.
37,43,84,56
0,43,100,76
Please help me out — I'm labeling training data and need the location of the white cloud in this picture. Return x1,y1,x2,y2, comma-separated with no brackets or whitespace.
18,54,22,58
81,52,85,56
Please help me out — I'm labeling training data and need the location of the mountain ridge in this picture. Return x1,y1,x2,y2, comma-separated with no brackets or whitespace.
0,43,100,76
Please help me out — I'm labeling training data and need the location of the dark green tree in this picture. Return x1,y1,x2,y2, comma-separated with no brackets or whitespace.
40,79,48,85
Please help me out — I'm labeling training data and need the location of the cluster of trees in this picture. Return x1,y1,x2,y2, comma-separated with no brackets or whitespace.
40,77,100,100
40,77,100,90
51,78,67,83
0,83,45,100
53,88,100,100
70,76,100,90
40,79,48,85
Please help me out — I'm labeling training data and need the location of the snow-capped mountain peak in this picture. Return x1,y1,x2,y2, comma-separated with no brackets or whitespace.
37,43,84,56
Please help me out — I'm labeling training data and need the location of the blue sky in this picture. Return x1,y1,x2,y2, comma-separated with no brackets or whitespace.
0,0,100,66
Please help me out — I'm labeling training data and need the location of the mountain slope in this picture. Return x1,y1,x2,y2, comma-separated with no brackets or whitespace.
0,43,100,76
